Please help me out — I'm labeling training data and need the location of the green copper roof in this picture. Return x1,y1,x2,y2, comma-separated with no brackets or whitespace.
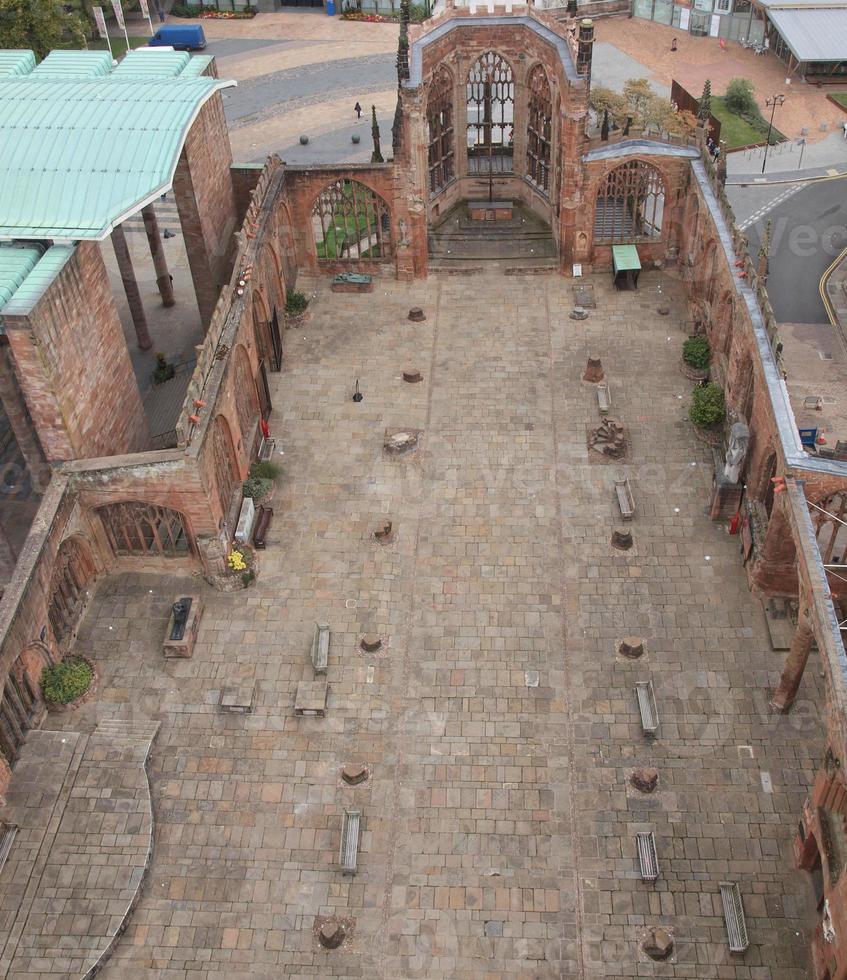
31,50,113,78
0,49,235,241
112,50,192,77
1,245,74,316
0,50,36,76
0,245,44,309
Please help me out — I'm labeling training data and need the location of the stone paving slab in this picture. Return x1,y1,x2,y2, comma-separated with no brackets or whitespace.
31,270,823,978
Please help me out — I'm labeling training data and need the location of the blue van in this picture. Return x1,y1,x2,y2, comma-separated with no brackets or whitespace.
149,25,206,51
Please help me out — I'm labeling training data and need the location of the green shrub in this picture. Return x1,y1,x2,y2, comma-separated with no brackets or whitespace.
241,569,256,587
151,352,175,386
242,476,272,499
682,336,710,371
724,78,757,117
285,290,309,315
689,382,726,429
250,460,281,481
171,1,202,15
41,657,93,705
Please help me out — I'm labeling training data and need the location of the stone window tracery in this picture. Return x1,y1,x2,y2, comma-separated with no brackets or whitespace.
527,65,553,193
594,161,665,244
47,537,96,645
466,52,514,175
311,179,392,262
427,64,455,196
98,502,191,558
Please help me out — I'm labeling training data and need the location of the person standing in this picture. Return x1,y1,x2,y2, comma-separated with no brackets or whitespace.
671,37,678,51
354,102,362,119
842,120,847,140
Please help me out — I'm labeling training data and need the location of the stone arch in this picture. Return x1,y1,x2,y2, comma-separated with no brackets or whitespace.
233,344,260,445
593,160,666,244
310,178,393,262
426,62,456,196
211,414,240,514
97,500,195,558
47,534,97,649
466,51,515,175
526,63,554,194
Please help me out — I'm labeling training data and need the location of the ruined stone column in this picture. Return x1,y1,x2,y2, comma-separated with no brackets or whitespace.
0,345,49,492
142,205,175,307
771,603,815,711
111,225,153,351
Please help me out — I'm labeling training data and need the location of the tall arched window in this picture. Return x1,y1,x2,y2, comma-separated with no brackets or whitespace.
48,536,96,646
466,52,514,174
311,179,392,262
427,64,455,196
594,161,665,244
527,65,553,193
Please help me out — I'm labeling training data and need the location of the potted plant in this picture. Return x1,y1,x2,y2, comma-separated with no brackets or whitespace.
681,336,710,381
227,546,256,587
689,381,725,444
41,655,97,711
151,352,175,386
284,290,310,329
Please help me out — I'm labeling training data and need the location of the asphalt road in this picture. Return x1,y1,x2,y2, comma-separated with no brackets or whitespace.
730,176,847,325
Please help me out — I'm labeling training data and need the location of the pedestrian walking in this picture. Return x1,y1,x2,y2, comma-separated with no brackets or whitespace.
354,102,362,119
712,142,721,161
842,120,847,140
156,1,165,22
671,37,678,52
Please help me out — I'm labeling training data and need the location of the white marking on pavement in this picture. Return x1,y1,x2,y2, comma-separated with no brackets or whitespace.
738,183,803,231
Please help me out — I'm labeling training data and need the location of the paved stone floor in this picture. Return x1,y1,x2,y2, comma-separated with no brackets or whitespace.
34,269,823,978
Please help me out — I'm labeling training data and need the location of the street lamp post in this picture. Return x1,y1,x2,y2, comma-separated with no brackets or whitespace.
762,94,786,174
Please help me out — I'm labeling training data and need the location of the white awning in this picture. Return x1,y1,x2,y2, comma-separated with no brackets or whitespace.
768,7,847,61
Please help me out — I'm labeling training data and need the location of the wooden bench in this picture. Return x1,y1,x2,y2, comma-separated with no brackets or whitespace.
259,436,276,462
252,506,273,549
597,383,612,415
636,831,659,881
636,680,659,735
720,882,749,953
0,825,16,876
615,478,635,520
339,809,361,875
311,623,330,675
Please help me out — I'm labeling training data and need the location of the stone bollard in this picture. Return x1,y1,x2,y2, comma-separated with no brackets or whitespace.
618,637,645,659
583,356,604,383
373,520,393,542
642,927,673,961
402,369,423,383
611,529,633,551
408,307,426,322
384,431,418,454
630,767,659,793
360,634,382,652
341,764,369,786
318,922,345,949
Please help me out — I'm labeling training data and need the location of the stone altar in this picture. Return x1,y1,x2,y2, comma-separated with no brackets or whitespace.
331,272,373,294
163,596,203,659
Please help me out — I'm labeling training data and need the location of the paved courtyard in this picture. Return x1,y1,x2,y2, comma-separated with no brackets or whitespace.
28,269,823,978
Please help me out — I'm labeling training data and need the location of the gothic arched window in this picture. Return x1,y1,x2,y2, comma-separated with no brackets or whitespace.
527,65,553,193
427,64,455,196
466,52,514,175
594,161,665,244
311,179,392,262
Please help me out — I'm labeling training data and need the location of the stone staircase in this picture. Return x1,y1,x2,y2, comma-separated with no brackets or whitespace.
94,717,161,743
428,203,558,272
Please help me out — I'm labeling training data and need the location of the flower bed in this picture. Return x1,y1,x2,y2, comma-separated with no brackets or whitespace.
199,9,257,17
41,655,98,711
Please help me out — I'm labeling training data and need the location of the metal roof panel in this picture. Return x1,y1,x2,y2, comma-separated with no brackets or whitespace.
767,7,847,59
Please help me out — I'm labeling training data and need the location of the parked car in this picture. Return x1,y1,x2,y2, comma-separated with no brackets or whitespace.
148,25,206,51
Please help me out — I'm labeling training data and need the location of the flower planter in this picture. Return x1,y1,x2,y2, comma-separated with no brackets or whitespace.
43,655,98,713
692,424,722,446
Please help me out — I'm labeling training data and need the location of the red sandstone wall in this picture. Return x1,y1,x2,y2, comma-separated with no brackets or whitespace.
4,243,149,462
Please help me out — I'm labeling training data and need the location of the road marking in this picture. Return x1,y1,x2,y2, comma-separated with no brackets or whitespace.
828,168,840,176
737,182,803,231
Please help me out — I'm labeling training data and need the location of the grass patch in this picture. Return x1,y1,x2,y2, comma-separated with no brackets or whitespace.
41,656,93,705
712,96,785,149
831,94,847,110
89,35,151,58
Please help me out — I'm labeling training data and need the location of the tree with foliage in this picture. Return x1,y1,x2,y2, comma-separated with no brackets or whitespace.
623,77,653,120
697,78,712,122
724,77,757,116
589,80,696,138
0,0,85,59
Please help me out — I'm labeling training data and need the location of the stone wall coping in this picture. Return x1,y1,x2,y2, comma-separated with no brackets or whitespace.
404,12,583,89
583,139,700,163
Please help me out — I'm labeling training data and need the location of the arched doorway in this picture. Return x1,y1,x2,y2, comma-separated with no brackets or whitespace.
310,179,392,262
427,64,455,197
97,501,193,557
211,414,240,514
594,161,665,243
466,52,514,175
47,536,96,649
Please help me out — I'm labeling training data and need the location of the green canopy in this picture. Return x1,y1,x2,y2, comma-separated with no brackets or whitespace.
612,244,641,273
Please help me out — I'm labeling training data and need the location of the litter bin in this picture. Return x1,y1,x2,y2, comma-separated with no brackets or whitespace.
326,0,336,13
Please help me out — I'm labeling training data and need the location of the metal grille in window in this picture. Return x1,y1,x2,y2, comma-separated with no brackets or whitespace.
427,65,455,196
527,65,553,194
594,161,665,244
466,52,514,175
47,538,95,644
311,179,392,262
98,502,190,557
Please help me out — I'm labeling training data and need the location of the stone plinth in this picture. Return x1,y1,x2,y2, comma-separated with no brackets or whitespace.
331,273,373,294
467,200,513,221
583,356,604,383
219,681,257,713
295,679,328,716
163,596,202,659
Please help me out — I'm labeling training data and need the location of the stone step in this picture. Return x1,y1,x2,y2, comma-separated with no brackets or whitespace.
95,718,161,742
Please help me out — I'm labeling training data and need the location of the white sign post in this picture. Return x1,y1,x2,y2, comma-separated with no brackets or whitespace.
92,6,113,60
139,0,154,36
111,0,130,53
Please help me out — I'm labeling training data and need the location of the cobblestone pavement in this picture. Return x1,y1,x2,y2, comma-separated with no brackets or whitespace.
43,269,822,978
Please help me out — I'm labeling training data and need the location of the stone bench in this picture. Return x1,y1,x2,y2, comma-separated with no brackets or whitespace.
0,824,17,875
339,809,361,875
311,623,330,675
615,478,635,520
636,680,659,735
597,383,611,415
636,831,659,882
720,882,749,953
258,435,275,462
294,679,328,716
331,273,373,294
252,506,273,550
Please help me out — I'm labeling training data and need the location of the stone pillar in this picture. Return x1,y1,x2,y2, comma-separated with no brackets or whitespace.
576,19,595,80
0,345,49,492
142,205,175,307
771,603,815,711
111,225,153,351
